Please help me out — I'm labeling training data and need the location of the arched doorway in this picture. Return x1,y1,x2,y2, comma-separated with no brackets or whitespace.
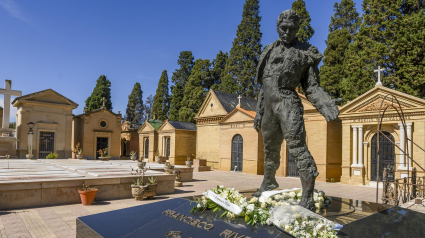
371,132,395,181
144,138,149,159
287,147,299,177
231,134,243,172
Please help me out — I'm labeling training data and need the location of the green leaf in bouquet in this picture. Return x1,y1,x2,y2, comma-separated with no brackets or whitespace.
220,211,228,218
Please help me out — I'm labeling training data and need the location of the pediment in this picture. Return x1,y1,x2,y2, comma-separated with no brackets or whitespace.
340,85,425,114
138,121,155,133
12,89,78,108
157,121,175,132
220,108,255,124
195,90,228,119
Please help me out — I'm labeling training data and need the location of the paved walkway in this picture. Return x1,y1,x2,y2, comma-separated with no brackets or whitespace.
0,170,383,238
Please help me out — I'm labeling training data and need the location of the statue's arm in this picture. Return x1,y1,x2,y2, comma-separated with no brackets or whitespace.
301,64,340,121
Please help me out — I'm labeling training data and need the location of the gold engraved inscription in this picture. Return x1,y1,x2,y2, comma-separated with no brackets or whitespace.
162,210,214,231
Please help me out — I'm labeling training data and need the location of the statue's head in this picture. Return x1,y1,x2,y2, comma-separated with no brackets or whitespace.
276,9,300,44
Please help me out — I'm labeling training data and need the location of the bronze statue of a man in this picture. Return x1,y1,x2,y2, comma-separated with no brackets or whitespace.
253,9,340,211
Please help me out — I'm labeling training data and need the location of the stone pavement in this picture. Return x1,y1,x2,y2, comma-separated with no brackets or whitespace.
0,170,384,238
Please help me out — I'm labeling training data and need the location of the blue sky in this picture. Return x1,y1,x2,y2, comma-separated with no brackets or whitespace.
0,0,363,122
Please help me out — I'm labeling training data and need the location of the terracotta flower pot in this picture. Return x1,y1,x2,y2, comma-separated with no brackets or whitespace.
78,189,98,205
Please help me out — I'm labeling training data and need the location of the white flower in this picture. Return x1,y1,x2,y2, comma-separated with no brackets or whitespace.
197,203,201,208
246,204,255,211
315,223,325,231
242,202,248,207
266,218,272,226
250,197,258,203
219,185,224,188
261,202,267,208
289,192,296,198
266,197,272,204
284,225,291,232
271,201,277,206
297,192,302,198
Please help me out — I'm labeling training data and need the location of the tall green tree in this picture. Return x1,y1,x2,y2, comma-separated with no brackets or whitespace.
179,59,211,123
292,0,314,43
222,0,262,97
143,94,154,121
125,82,144,123
209,51,228,91
152,70,170,121
169,51,194,121
320,0,360,104
85,75,112,111
341,0,425,103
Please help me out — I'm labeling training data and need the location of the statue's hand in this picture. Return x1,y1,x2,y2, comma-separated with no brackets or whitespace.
321,98,341,121
253,113,262,132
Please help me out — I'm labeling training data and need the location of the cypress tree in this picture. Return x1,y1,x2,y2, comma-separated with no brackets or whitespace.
125,82,144,123
85,75,113,111
209,51,228,91
390,1,425,98
179,59,211,123
320,0,360,104
292,0,314,43
341,0,425,103
222,0,262,97
143,94,154,121
152,70,170,121
169,51,194,121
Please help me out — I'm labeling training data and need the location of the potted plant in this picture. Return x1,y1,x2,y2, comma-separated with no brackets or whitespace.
146,176,158,198
185,155,192,167
26,146,34,159
98,148,109,161
130,151,137,161
164,162,174,174
131,177,148,199
76,149,83,159
78,184,97,205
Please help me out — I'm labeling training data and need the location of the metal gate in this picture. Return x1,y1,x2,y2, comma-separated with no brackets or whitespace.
166,138,171,160
144,138,149,159
231,135,243,172
371,132,395,181
39,132,55,158
96,137,108,159
287,148,299,177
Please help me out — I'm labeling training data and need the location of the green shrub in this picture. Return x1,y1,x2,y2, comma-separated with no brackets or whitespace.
46,152,59,159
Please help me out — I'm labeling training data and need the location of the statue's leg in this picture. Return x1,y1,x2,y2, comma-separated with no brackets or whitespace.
281,99,318,211
252,104,283,197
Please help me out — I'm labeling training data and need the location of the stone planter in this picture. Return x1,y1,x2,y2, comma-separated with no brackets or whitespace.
137,161,146,169
185,161,192,167
164,165,174,174
131,184,147,198
26,154,34,160
130,155,137,161
76,154,83,159
155,156,161,163
78,189,98,205
99,157,110,161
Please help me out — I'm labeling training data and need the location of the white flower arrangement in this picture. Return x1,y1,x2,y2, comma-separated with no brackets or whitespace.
270,205,338,238
266,189,332,212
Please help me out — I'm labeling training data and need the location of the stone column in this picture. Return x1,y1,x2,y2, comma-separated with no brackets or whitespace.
406,123,413,169
351,126,358,166
398,123,405,169
358,126,364,167
162,136,165,156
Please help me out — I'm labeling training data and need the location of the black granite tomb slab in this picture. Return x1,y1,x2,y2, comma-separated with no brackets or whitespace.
338,206,425,238
76,198,292,238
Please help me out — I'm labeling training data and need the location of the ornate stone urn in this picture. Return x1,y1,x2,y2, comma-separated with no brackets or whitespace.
26,154,34,160
137,161,146,169
185,161,192,167
76,154,83,159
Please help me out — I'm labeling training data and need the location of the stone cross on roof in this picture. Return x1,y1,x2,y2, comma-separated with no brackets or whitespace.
374,66,385,86
0,80,22,131
101,97,107,108
237,95,242,108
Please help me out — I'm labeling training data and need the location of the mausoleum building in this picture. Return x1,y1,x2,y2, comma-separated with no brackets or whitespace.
120,121,141,158
72,106,122,160
339,84,425,185
12,89,78,158
156,120,197,165
138,119,162,162
195,89,342,182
